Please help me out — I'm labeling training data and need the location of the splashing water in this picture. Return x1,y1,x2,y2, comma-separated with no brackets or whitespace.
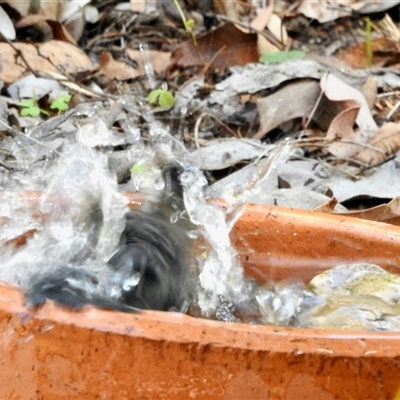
180,167,249,316
1,116,398,330
0,140,127,287
147,121,297,316
227,139,297,229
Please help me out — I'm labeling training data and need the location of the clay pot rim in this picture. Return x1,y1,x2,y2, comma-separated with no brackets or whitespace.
2,282,400,359
3,190,400,356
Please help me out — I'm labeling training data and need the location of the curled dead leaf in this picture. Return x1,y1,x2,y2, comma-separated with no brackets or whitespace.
360,76,378,110
338,197,400,226
170,23,259,71
320,73,377,158
98,52,139,81
354,122,400,167
126,49,171,76
255,80,321,139
321,73,376,133
325,104,362,158
312,197,338,213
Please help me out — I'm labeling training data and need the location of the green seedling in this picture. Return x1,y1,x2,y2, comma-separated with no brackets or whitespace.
50,94,72,114
17,98,49,117
173,0,197,45
130,164,143,173
148,89,175,108
365,17,373,67
259,50,306,64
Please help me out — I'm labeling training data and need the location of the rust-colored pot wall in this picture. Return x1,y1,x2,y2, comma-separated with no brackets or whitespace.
1,200,400,399
232,203,400,282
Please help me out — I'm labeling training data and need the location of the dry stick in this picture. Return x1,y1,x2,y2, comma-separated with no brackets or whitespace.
287,136,395,176
357,154,396,174
193,112,205,149
295,136,389,160
177,44,228,93
377,91,400,98
198,44,227,76
7,38,107,100
193,112,241,149
312,157,363,180
106,100,125,129
305,89,324,129
386,100,400,120
205,113,242,139
336,139,388,156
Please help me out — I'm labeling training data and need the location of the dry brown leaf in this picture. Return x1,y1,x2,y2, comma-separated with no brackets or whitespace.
39,40,95,72
170,23,259,70
312,197,338,213
321,73,377,158
325,104,362,158
46,20,78,44
257,34,280,54
250,4,274,32
311,94,344,131
255,80,320,139
126,49,171,75
62,13,86,42
15,15,54,41
298,0,343,23
16,14,47,29
98,52,139,81
37,0,61,20
339,38,400,69
360,76,378,110
0,41,96,84
267,14,287,45
321,73,376,132
298,0,400,22
338,197,400,225
354,122,400,167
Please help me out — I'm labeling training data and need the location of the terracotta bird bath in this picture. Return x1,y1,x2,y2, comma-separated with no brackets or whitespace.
1,195,400,399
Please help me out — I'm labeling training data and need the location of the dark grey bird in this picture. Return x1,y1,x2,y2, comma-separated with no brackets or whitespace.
25,165,194,313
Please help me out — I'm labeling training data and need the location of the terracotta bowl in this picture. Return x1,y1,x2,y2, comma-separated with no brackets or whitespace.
1,194,400,399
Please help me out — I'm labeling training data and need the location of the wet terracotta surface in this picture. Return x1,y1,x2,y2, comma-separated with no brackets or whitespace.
1,197,400,399
232,203,400,283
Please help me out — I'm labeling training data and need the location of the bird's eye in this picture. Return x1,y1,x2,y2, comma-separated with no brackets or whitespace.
143,267,159,283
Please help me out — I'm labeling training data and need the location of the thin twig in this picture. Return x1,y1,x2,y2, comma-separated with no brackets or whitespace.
5,38,40,77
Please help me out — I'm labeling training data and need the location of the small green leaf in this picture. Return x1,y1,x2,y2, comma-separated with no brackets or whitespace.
17,99,49,117
130,164,143,173
20,106,41,117
17,99,36,108
148,89,175,108
50,94,72,112
259,50,306,64
158,91,175,107
148,89,163,105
